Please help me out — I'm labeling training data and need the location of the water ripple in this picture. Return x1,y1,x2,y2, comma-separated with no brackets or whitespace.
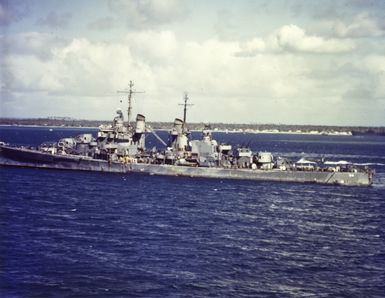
1,133,385,297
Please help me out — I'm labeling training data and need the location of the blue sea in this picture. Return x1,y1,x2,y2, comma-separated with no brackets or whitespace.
1,126,385,297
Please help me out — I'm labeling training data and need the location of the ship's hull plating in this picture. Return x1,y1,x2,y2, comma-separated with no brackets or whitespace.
0,145,373,186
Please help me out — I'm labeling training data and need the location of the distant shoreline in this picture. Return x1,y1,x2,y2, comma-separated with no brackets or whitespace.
1,122,384,136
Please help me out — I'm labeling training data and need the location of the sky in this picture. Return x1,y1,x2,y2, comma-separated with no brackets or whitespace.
0,0,385,126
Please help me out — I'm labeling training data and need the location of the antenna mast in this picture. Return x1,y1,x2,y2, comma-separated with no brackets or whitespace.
179,92,193,131
117,81,144,127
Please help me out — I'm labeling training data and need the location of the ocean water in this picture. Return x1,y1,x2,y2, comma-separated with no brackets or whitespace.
1,127,385,297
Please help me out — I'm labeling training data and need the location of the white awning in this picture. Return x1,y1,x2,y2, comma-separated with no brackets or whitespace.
296,158,317,164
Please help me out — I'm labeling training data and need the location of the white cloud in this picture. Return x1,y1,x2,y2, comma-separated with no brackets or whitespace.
124,30,178,64
6,55,62,91
1,27,384,125
320,12,384,38
0,30,314,121
236,25,355,56
235,38,266,57
273,25,355,53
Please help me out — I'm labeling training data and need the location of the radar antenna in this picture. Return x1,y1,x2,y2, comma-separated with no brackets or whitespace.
178,92,193,131
117,81,144,127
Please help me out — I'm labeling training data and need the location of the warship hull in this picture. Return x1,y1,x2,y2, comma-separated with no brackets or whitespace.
0,145,373,186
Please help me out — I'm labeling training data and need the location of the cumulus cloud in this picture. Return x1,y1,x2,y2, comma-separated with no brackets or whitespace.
108,0,188,28
317,12,384,38
235,38,266,57
236,24,354,56
36,11,72,29
1,29,332,123
339,13,382,38
124,30,178,65
2,26,384,125
88,16,115,31
274,25,355,53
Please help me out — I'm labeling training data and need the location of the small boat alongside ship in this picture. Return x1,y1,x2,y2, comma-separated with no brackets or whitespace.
0,82,375,186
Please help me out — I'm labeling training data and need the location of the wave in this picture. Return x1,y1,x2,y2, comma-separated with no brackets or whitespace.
354,163,385,166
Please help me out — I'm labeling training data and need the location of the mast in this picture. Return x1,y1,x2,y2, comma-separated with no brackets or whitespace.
179,92,193,131
117,81,144,127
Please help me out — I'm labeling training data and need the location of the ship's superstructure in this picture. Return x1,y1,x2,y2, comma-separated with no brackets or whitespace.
43,81,147,162
0,82,375,186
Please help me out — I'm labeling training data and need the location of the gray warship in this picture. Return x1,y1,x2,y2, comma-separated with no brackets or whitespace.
0,82,374,186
